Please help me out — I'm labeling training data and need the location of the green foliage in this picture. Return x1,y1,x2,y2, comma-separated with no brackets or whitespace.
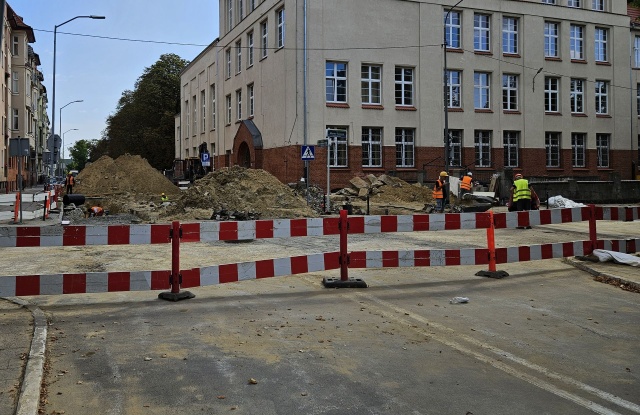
93,53,189,169
68,139,96,171
631,0,640,7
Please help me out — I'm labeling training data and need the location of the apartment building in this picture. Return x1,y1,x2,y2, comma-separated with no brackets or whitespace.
1,3,49,192
178,0,640,190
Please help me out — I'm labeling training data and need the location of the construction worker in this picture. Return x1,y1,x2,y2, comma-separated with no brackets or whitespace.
460,172,473,198
161,193,168,202
512,173,532,212
89,206,105,217
433,171,448,213
65,172,75,194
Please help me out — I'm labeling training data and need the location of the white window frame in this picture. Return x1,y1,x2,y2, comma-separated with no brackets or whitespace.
545,132,561,168
211,84,216,130
362,127,382,168
449,130,462,167
572,133,586,168
236,40,242,74
226,94,232,125
570,79,584,114
236,89,242,121
474,72,490,110
541,0,555,3
592,0,604,11
12,36,18,55
12,108,18,130
201,90,206,133
185,100,190,137
635,36,640,68
227,0,233,30
596,133,610,168
192,94,197,135
277,8,285,49
568,0,581,7
260,20,268,59
544,77,559,113
637,83,640,117
395,128,415,168
570,24,584,60
503,131,519,168
595,80,608,115
395,66,414,107
326,61,347,103
249,0,255,12
248,83,254,117
544,22,559,58
327,126,348,167
11,71,18,94
238,0,244,20
444,11,461,49
247,31,254,67
502,17,518,54
474,130,492,168
502,74,518,111
474,14,490,52
361,64,382,105
594,27,607,63
447,70,461,108
225,48,231,78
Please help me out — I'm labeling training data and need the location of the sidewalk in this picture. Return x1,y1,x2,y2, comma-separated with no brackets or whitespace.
0,186,60,225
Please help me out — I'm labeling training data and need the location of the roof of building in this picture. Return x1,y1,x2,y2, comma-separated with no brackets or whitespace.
6,4,36,43
629,5,640,26
242,120,263,150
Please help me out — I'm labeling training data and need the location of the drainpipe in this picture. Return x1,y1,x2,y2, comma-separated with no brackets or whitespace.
303,0,309,196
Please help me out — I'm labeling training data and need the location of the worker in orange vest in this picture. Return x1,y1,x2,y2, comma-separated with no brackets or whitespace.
65,172,75,194
460,172,473,198
433,171,448,213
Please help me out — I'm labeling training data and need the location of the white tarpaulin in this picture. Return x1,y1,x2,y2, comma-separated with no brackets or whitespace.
592,249,640,267
548,196,586,208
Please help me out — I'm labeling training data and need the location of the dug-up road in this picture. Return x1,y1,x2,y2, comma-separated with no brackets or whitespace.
8,219,640,415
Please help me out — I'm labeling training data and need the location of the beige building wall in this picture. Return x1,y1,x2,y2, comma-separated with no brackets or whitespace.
178,0,639,184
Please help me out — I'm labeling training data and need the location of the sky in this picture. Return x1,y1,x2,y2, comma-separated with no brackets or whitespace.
10,0,219,158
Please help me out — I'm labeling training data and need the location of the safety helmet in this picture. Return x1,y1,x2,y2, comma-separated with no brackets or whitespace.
439,171,448,177
514,173,523,179
161,193,165,196
467,172,473,176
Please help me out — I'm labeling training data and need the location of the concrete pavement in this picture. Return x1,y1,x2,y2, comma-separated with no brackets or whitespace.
0,186,60,224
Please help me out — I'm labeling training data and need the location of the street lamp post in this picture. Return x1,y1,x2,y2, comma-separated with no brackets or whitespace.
59,99,83,150
443,0,464,174
62,128,78,165
49,15,105,183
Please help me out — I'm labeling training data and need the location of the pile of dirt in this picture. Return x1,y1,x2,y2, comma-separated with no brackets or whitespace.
74,154,181,197
168,166,317,219
334,174,434,205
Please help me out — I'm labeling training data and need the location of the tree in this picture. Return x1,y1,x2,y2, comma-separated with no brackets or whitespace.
68,139,96,171
94,53,188,169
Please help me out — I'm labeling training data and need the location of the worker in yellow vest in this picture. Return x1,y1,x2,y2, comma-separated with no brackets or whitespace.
512,173,532,212
433,171,448,213
460,172,473,198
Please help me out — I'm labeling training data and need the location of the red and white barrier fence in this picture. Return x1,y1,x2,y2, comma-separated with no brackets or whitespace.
0,206,637,297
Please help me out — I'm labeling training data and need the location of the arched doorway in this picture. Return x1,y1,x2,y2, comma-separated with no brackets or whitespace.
238,142,251,168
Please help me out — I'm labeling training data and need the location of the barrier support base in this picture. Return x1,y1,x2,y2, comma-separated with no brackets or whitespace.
475,270,509,279
158,291,196,301
322,277,368,288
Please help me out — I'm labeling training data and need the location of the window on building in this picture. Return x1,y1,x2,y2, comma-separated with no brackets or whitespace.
449,130,462,167
238,0,244,20
474,130,492,167
192,95,197,135
395,128,414,167
570,79,584,114
249,0,255,11
595,80,608,115
596,134,610,168
635,37,640,68
502,74,518,111
592,0,604,11
327,127,348,167
474,14,490,52
227,0,233,30
362,127,382,167
395,67,414,107
594,27,608,62
502,17,518,54
211,84,216,130
544,77,559,113
545,132,561,167
446,70,461,108
260,20,268,59
503,131,519,167
236,89,242,120
12,36,18,55
544,22,559,58
185,100,190,136
225,48,232,78
25,74,30,97
12,108,18,130
361,64,381,105
474,72,490,109
444,11,461,49
201,90,206,132
11,71,18,93
637,84,640,116
572,133,586,167
541,0,555,3
277,8,285,48
248,83,254,117
236,41,242,74
568,0,581,7
570,25,584,60
326,61,347,103
247,31,254,67
226,94,232,124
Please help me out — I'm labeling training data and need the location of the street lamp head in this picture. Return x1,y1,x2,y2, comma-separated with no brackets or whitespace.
90,15,106,19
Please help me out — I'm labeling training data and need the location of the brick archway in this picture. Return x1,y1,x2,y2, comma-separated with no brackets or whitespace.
232,120,263,169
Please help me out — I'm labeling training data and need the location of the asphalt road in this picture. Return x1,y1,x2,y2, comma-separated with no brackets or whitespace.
28,258,639,415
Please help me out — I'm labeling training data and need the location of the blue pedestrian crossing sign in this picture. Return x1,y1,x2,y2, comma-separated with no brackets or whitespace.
301,145,315,160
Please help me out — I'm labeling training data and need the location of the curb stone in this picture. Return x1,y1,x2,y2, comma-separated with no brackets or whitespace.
563,257,640,292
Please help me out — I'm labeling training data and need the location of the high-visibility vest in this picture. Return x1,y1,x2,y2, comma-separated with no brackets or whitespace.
513,178,531,202
432,179,445,199
460,176,472,191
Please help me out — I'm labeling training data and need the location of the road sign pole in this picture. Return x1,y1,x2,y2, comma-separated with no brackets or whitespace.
326,140,331,213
